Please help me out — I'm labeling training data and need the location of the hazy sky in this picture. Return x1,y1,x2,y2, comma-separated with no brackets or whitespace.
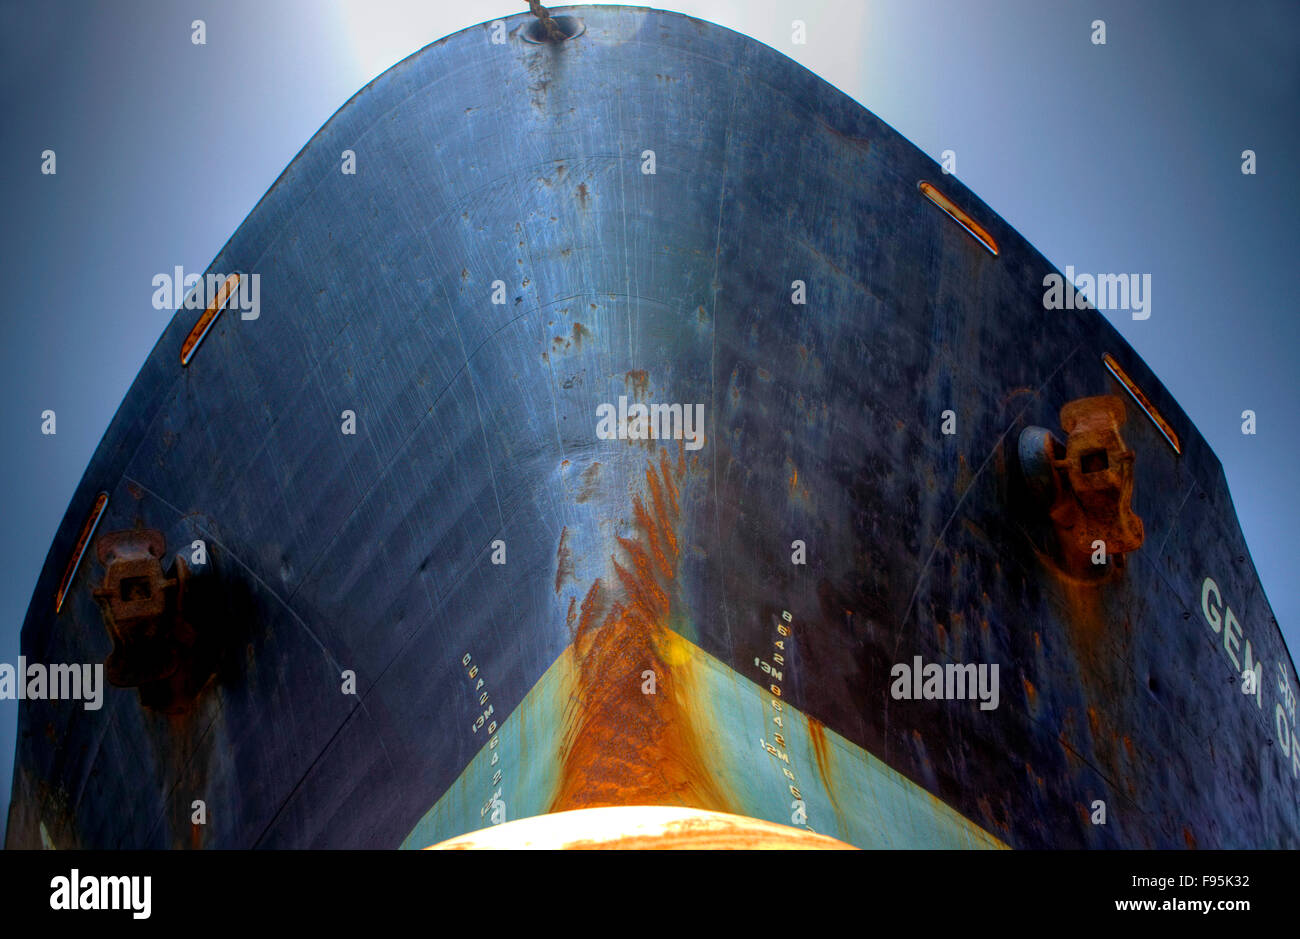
1,0,1296,841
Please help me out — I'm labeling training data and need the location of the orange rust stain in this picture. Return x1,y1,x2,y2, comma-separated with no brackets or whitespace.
1086,707,1101,742
644,464,678,559
631,496,672,582
614,543,668,619
807,718,832,785
789,466,798,492
159,705,214,846
973,794,1010,836
549,444,729,814
1022,677,1038,709
676,438,686,478
1021,764,1044,791
572,322,592,348
623,369,650,400
576,182,590,208
784,722,848,836
955,452,972,493
573,579,604,643
555,526,575,594
1058,730,1076,761
566,596,577,633
1049,567,1108,654
576,462,601,503
658,450,679,516
1049,563,1132,784
1183,826,1197,849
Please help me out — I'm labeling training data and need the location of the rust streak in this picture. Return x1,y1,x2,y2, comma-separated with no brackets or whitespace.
807,717,850,833
807,718,832,784
631,496,672,582
573,579,604,647
549,445,727,814
644,465,678,559
555,525,575,594
612,553,667,624
1022,676,1038,710
658,451,679,517
624,369,650,401
576,462,601,504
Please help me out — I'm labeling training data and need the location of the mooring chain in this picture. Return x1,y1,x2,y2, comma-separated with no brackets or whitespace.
526,0,566,41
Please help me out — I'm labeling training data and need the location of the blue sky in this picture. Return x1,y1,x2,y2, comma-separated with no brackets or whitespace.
1,0,1296,841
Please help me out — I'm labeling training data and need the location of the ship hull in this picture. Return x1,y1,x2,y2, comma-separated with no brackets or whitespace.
8,6,1298,850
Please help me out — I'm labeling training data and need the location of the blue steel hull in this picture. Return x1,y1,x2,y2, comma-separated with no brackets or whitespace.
7,6,1298,849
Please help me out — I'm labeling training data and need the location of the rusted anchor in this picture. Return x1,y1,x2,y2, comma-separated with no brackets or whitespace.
92,529,212,711
1019,395,1145,571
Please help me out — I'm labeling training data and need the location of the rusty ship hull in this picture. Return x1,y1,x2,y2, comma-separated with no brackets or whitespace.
7,6,1298,850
